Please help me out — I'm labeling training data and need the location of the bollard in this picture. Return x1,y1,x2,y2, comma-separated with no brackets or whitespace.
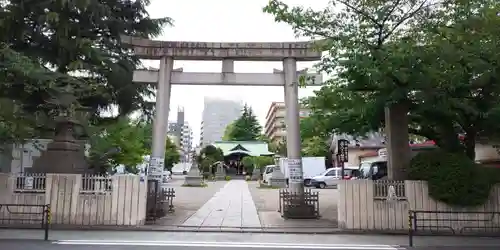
44,204,51,241
408,211,414,247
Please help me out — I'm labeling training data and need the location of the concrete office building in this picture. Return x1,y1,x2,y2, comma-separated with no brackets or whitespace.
264,102,310,143
200,97,243,146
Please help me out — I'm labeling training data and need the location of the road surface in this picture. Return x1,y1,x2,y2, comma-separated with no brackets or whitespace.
1,229,500,250
1,239,500,250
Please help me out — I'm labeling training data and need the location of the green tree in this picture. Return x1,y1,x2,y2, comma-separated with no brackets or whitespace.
222,121,235,140
226,104,262,141
88,118,150,173
264,0,500,164
264,0,434,179
302,136,329,157
88,120,180,173
241,157,255,174
139,122,181,171
0,43,84,143
257,134,270,143
241,155,275,175
164,138,180,171
196,145,224,174
269,139,287,156
0,0,171,132
253,156,275,170
300,115,331,157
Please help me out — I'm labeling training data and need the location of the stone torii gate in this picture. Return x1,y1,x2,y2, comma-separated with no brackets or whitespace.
121,36,322,197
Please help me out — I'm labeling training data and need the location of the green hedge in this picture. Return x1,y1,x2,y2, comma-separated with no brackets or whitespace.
408,150,495,207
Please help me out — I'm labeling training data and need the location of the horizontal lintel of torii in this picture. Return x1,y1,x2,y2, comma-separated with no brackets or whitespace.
133,69,323,86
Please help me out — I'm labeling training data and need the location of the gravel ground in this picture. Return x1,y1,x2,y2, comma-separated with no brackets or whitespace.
247,182,339,227
247,182,280,212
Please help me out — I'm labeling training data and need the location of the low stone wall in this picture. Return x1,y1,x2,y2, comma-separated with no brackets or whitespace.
337,180,500,232
0,173,147,226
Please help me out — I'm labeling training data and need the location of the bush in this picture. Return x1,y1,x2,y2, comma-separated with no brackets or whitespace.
482,167,500,184
202,172,211,179
225,175,231,181
409,150,493,207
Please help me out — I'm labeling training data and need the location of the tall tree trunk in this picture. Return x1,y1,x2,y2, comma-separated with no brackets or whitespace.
385,102,410,180
463,128,476,160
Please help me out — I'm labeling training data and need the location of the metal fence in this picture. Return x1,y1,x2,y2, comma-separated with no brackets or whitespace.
0,204,50,240
408,210,500,247
373,180,406,200
278,189,320,219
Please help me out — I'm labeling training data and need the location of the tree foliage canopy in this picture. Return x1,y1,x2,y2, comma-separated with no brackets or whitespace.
140,122,180,171
0,0,171,142
222,121,235,141
265,0,500,160
164,138,181,171
0,0,172,169
196,145,224,173
0,44,80,142
269,139,287,156
88,119,180,173
225,104,262,141
88,118,150,173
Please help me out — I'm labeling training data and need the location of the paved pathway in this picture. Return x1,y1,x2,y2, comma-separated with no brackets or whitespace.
181,180,261,228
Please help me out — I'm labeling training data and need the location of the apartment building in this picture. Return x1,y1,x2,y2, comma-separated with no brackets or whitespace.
180,124,193,162
264,102,310,143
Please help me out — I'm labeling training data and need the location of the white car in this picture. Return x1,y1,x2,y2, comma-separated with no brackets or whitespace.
310,166,360,188
310,168,342,188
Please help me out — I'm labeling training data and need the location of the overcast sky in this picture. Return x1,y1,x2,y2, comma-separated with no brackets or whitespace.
142,0,329,145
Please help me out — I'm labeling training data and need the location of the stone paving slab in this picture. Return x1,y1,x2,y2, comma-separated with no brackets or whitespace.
154,179,226,225
182,180,261,228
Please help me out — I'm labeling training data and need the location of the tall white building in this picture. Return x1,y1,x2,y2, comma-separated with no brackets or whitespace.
180,123,193,162
165,107,193,162
200,97,243,146
167,121,193,162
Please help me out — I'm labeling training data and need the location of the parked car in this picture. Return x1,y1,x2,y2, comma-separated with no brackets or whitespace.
310,168,342,188
310,166,359,188
358,161,388,180
342,167,361,180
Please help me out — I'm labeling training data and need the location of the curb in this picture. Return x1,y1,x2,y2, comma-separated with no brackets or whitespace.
4,226,500,238
1,225,406,235
48,225,404,235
